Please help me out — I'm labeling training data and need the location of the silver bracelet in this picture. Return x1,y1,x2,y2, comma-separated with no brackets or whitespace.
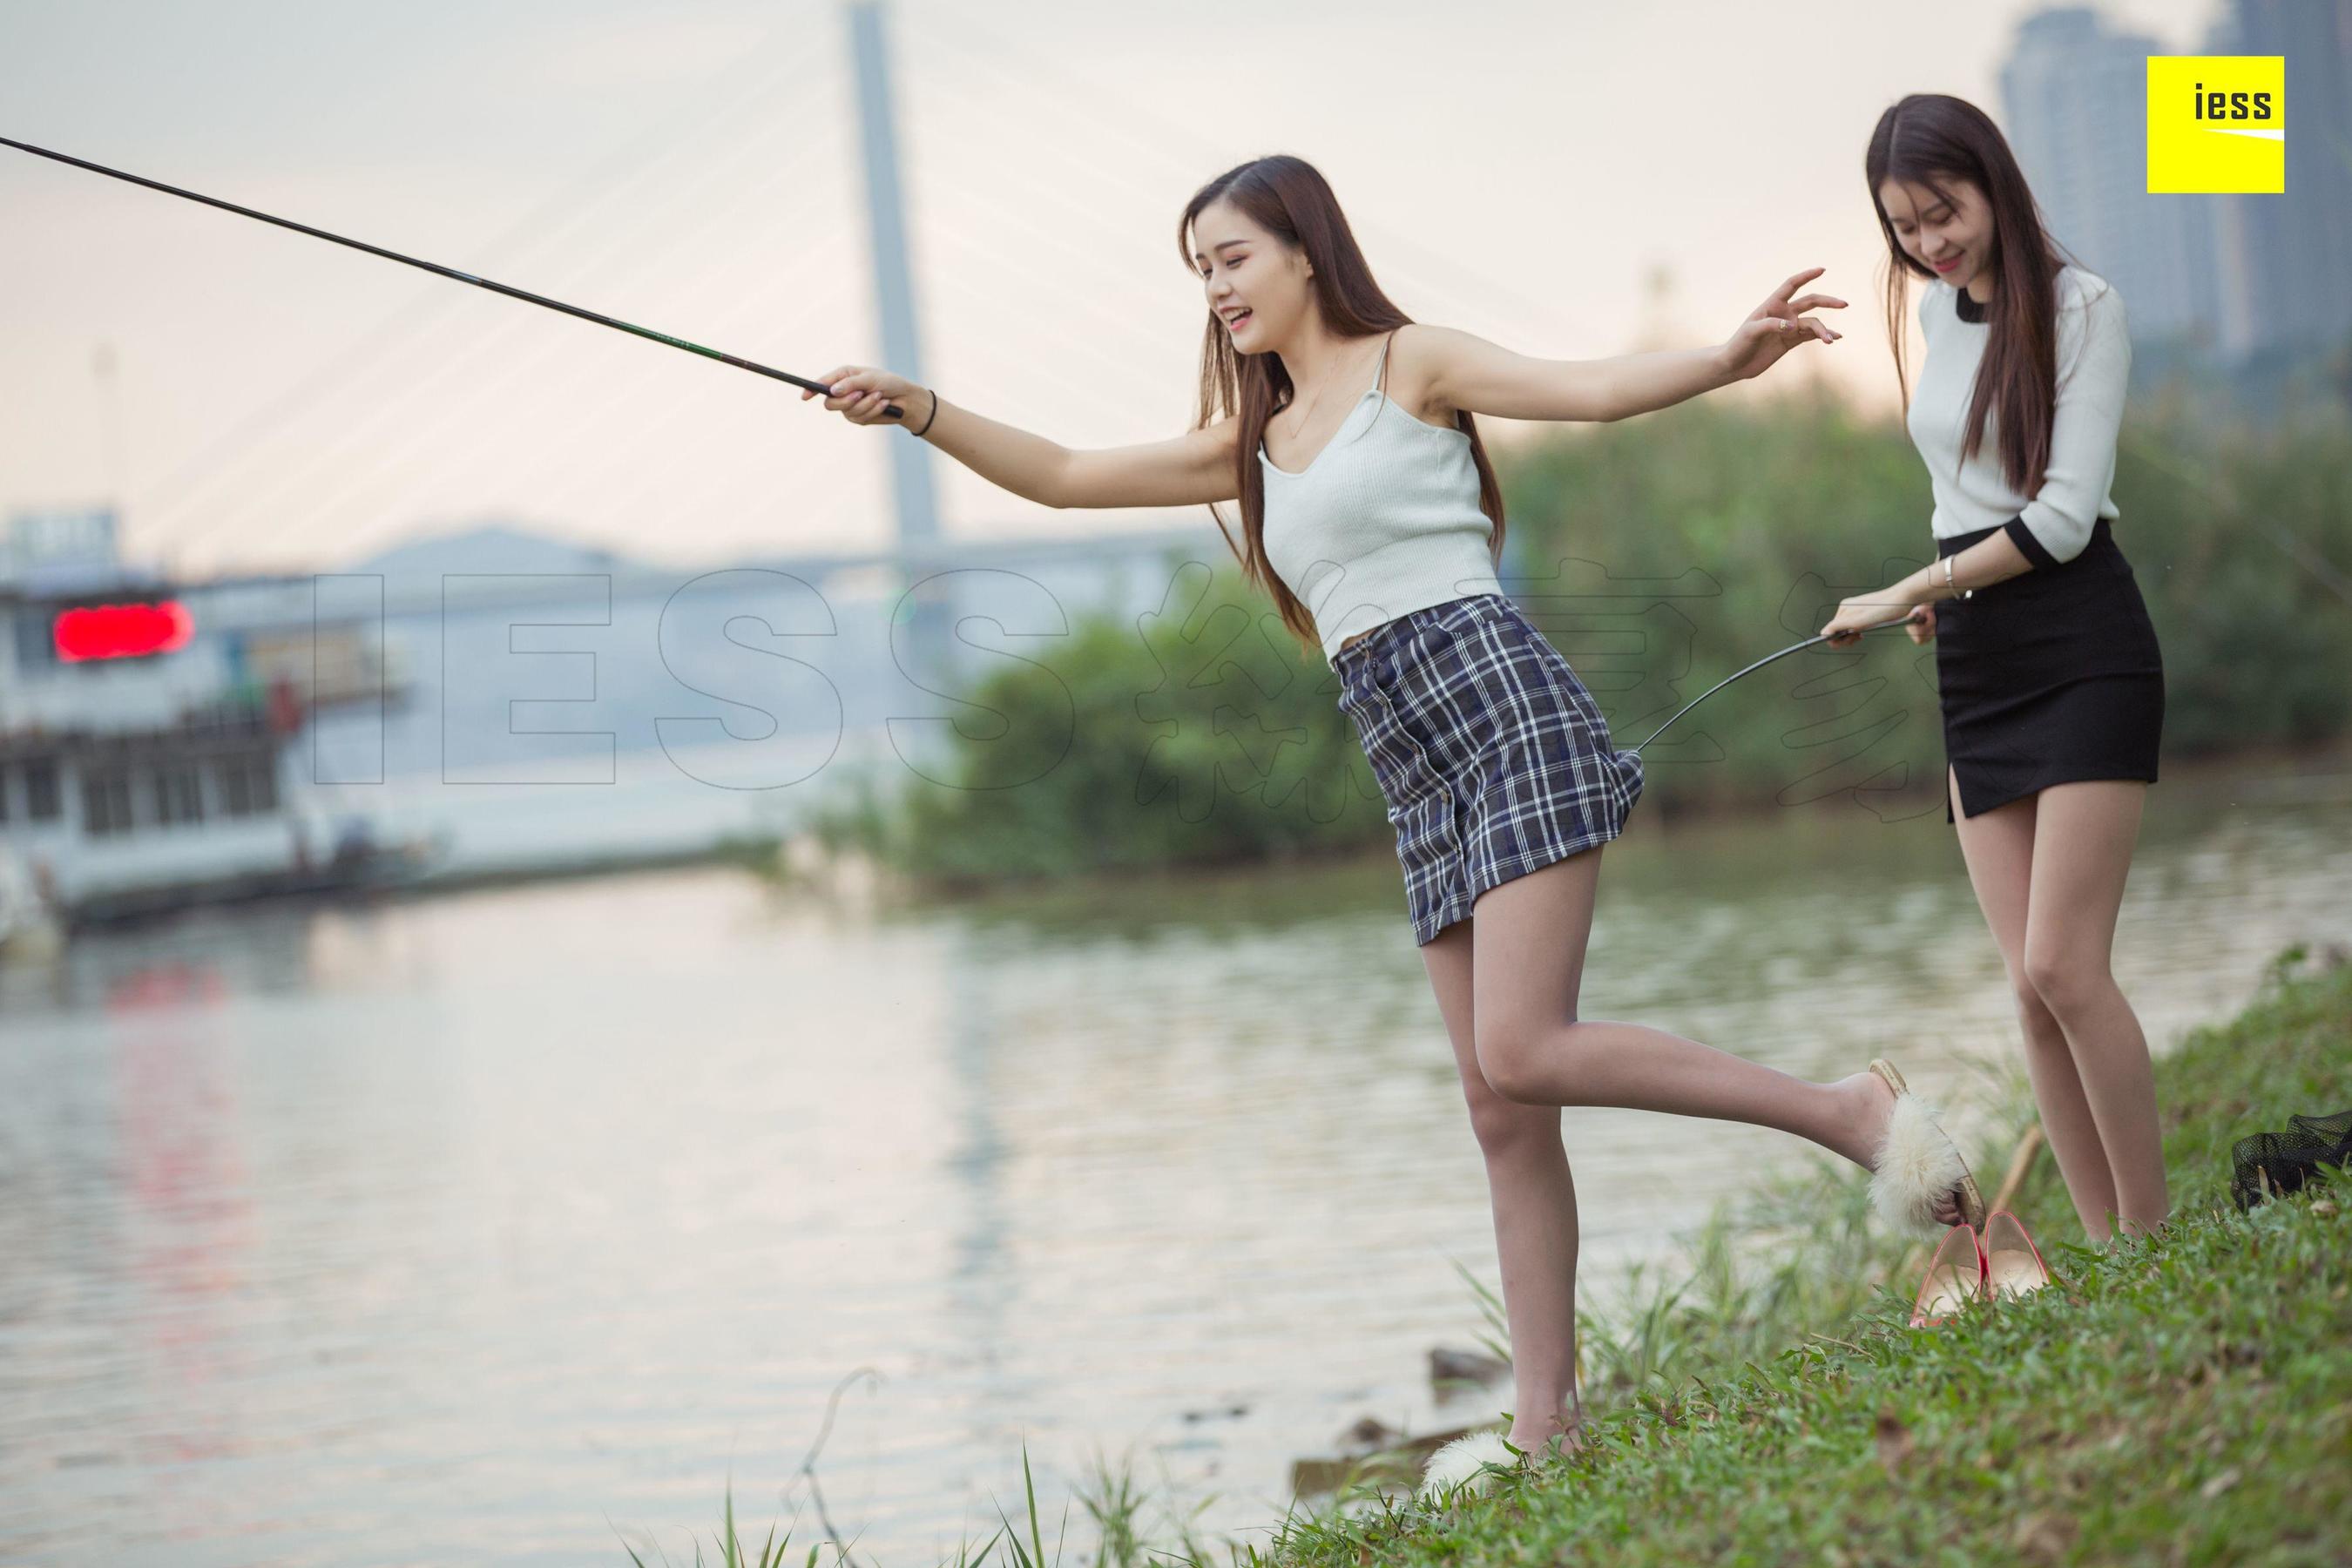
1943,555,1974,600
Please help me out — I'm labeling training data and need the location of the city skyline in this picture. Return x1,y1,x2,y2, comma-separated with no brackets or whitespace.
1,0,2240,576
2000,1,2352,362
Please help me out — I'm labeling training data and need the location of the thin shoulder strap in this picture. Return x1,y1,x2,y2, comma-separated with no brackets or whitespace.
1375,328,1396,395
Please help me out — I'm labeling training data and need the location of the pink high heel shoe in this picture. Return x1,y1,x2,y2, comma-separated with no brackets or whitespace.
1907,1221,1987,1328
1981,1209,2052,1301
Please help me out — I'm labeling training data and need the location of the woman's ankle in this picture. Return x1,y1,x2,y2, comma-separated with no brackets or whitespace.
1508,1409,1587,1458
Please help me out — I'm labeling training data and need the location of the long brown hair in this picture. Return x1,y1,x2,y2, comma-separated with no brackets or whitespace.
1866,93,2079,496
1176,155,1507,659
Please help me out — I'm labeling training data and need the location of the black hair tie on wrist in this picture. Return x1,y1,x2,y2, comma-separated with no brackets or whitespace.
910,390,939,437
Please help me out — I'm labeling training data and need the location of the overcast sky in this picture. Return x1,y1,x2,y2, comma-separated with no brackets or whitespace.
0,0,2219,577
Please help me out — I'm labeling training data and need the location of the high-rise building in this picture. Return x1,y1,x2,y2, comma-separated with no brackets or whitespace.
1998,7,2225,348
1999,2,2352,368
2203,0,2352,361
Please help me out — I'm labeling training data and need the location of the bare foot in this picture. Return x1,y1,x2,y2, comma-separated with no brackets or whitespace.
1508,1414,1589,1463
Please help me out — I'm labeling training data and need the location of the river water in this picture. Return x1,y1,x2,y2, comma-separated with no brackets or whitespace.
3,755,2347,1565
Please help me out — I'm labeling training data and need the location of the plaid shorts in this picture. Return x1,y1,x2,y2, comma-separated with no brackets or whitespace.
1333,592,1646,945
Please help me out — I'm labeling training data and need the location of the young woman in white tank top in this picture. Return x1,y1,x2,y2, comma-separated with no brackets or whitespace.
808,154,1986,1482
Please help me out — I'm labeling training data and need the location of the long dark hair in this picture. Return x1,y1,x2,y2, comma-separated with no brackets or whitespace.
1866,93,2079,496
1176,155,1507,659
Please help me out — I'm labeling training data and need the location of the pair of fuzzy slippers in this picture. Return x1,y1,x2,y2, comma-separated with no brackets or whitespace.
1416,1059,1979,1504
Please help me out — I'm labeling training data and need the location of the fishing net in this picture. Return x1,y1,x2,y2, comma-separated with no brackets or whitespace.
2230,1109,2352,1211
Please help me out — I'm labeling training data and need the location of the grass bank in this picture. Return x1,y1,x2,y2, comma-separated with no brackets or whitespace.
1260,940,2352,1566
627,941,2351,1565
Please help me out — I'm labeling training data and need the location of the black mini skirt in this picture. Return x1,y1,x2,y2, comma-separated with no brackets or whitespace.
1932,516,2165,822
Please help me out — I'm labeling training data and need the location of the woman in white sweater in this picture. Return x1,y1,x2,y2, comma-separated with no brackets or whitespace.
1820,93,2170,1249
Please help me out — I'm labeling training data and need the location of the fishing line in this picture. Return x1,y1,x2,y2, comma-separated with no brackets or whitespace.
0,135,903,418
1627,609,1925,755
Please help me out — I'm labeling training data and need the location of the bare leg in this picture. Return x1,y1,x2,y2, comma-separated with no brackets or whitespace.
1418,916,1586,1459
1464,849,1957,1219
1949,765,2123,1241
1436,837,1971,1457
2021,780,2168,1239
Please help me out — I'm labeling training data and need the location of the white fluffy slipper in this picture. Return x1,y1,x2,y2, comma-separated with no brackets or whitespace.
1416,1429,1521,1504
1867,1058,1984,1233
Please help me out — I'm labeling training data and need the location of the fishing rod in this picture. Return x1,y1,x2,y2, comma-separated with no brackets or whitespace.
1628,609,1925,755
3,130,1933,726
0,135,903,418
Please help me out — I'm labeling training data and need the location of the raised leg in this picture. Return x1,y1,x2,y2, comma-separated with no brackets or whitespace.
1464,850,1940,1213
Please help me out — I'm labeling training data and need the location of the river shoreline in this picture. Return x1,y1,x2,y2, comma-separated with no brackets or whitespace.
50,737,2342,939
632,943,2352,1566
7,740,2344,1567
761,733,2352,929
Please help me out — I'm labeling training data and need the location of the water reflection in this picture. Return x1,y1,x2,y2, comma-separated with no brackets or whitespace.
2,761,2346,1565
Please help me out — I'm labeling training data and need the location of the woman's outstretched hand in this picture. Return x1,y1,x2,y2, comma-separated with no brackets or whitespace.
1719,267,1846,382
805,366,929,427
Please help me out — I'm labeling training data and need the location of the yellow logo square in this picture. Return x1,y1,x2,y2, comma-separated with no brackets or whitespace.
2147,56,2285,193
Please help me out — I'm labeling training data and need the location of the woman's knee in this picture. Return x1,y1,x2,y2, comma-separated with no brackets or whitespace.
1474,1017,1568,1105
2021,945,2111,1019
1463,1078,1558,1152
2006,967,2064,1034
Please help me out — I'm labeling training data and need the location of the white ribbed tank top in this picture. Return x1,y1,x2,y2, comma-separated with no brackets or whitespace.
1260,329,1504,662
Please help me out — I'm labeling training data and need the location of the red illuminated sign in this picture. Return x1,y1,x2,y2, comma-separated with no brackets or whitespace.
51,600,194,661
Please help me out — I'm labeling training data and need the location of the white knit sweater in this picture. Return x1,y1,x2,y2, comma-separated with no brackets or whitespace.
1907,266,2130,569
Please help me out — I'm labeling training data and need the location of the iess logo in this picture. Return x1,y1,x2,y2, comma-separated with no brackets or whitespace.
2146,56,2284,193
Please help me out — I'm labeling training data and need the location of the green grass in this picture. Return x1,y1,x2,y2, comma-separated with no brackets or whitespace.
631,943,2352,1565
1271,942,2352,1567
